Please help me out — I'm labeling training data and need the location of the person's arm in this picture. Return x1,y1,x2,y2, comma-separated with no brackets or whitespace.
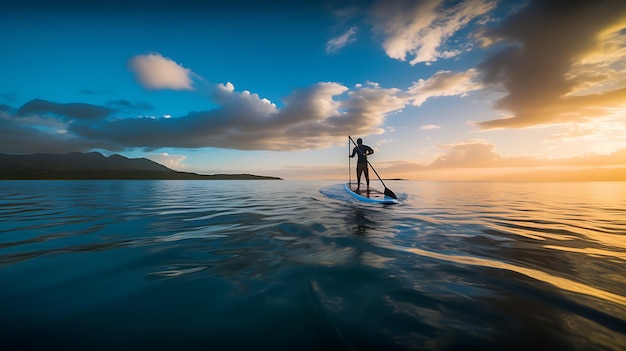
350,147,356,158
365,146,374,155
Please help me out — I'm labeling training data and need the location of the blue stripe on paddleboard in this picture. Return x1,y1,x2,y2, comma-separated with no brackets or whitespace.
344,183,398,204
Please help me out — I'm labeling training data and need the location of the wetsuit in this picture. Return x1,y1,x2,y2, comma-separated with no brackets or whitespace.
351,145,374,164
350,144,374,188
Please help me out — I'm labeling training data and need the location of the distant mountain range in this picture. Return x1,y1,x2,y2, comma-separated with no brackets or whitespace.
0,152,282,180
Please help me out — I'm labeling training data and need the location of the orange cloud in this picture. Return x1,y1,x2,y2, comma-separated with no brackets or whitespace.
430,141,501,168
475,0,626,129
428,141,626,169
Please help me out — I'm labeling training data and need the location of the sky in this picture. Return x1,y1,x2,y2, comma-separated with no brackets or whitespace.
2,0,626,180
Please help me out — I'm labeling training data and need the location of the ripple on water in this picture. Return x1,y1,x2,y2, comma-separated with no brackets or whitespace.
0,180,625,350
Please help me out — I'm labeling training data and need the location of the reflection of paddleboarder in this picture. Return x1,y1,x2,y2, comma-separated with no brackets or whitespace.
349,138,374,192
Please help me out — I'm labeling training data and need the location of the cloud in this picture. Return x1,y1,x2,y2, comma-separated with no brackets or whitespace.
370,0,497,65
128,54,195,90
420,124,441,130
106,99,154,112
475,0,626,129
427,140,626,169
407,69,483,106
1,47,485,155
16,99,113,120
1,39,490,156
430,140,501,168
4,42,423,154
543,114,626,154
59,80,405,152
546,124,599,142
342,82,406,130
0,108,103,154
326,26,358,53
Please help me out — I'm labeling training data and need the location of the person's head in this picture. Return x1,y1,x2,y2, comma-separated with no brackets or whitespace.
357,138,363,145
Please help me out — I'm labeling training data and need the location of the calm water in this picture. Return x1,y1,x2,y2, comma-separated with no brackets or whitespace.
1,180,625,350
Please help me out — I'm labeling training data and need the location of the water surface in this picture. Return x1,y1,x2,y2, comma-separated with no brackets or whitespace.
1,180,625,350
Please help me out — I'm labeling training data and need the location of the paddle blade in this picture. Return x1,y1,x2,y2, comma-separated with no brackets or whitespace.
384,187,397,199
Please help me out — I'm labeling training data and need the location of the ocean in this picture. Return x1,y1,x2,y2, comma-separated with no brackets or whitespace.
1,180,625,350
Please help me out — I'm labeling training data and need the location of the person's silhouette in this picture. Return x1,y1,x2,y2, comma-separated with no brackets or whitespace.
349,138,374,192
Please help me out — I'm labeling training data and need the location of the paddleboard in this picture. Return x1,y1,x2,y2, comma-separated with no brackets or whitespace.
344,183,398,204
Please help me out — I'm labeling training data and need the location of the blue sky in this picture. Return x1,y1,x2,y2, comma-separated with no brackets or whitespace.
2,0,626,180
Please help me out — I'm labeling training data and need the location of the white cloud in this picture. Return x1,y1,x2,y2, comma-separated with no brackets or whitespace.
420,124,441,130
344,83,406,127
128,53,195,90
370,0,497,65
407,69,484,106
326,26,359,53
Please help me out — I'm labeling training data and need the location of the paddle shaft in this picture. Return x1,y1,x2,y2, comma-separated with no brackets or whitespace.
348,136,352,186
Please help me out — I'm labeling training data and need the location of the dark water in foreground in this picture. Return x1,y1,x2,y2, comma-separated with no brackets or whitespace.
1,180,625,350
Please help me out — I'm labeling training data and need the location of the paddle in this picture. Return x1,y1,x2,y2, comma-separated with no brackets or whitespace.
349,136,397,200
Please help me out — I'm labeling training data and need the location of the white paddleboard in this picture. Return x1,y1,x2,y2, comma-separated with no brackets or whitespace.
344,183,398,204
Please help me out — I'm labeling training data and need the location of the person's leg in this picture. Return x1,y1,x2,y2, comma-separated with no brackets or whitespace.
364,167,370,190
356,165,362,191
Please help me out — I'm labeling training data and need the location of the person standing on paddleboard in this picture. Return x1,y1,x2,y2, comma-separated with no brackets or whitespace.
349,138,374,192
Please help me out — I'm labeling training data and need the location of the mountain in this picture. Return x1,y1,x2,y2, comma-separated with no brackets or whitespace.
0,152,282,180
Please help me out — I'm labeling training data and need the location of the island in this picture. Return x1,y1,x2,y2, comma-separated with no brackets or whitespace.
0,152,282,180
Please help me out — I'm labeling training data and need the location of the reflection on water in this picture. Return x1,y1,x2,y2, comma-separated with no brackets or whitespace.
0,180,625,350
